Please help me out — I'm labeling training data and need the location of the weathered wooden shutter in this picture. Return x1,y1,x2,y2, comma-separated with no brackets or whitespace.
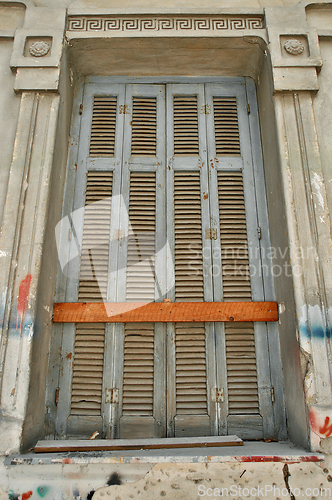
55,84,126,438
71,171,113,417
173,172,209,434
117,84,166,439
205,82,273,438
120,172,157,437
217,171,259,417
167,84,217,438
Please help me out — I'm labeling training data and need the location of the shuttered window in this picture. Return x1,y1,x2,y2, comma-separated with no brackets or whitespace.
55,80,278,441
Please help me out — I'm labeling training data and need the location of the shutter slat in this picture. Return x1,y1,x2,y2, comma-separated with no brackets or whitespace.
126,172,156,302
213,97,241,156
122,323,155,415
89,97,117,157
131,97,157,156
173,96,199,156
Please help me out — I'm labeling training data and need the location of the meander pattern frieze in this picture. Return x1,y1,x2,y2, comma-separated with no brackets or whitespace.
67,15,264,32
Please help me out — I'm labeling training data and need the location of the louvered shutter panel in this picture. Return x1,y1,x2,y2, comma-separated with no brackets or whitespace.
118,84,166,439
173,96,199,155
131,97,157,156
205,83,268,439
167,85,215,437
213,97,241,156
119,172,157,437
218,171,259,416
173,172,207,421
70,171,112,417
89,96,117,156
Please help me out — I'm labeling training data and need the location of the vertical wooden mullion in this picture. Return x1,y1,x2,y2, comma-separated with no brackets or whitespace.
205,83,229,435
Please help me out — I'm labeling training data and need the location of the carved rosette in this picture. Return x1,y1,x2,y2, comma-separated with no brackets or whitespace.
29,41,50,57
283,39,305,56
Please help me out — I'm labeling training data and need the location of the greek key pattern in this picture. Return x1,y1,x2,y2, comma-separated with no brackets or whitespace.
67,16,264,32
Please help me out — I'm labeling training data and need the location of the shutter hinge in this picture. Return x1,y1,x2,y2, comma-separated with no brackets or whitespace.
271,387,275,404
258,227,262,240
201,104,211,114
211,388,224,403
247,104,250,115
106,388,119,404
79,103,83,115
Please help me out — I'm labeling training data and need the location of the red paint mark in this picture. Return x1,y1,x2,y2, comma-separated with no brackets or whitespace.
17,274,32,328
309,407,332,437
235,455,322,463
319,417,332,438
22,492,33,500
63,458,72,464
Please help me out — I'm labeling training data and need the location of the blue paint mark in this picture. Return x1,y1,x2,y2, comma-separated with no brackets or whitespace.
299,321,331,339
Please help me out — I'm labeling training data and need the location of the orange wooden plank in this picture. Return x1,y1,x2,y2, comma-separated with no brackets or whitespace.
53,301,278,323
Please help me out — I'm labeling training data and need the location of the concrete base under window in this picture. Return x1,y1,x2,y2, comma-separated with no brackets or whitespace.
0,442,328,500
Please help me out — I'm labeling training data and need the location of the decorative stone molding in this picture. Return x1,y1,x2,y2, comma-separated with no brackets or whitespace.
67,15,264,33
29,40,50,57
283,39,305,55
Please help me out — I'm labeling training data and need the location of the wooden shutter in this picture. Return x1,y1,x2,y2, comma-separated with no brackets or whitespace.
166,84,214,438
218,169,259,418
120,172,157,434
173,172,208,431
70,171,112,417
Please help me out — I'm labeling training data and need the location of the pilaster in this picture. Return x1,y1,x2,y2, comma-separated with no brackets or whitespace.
267,5,332,451
0,4,66,453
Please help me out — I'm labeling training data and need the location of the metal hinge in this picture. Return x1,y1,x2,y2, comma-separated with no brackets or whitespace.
211,388,224,403
79,103,83,115
247,104,250,115
258,227,262,240
201,104,211,114
106,388,119,404
271,387,275,404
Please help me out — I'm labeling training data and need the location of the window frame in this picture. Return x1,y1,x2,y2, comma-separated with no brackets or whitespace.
49,76,285,442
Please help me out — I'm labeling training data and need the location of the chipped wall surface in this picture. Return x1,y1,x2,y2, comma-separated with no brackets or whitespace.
1,453,332,500
1,1,332,497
